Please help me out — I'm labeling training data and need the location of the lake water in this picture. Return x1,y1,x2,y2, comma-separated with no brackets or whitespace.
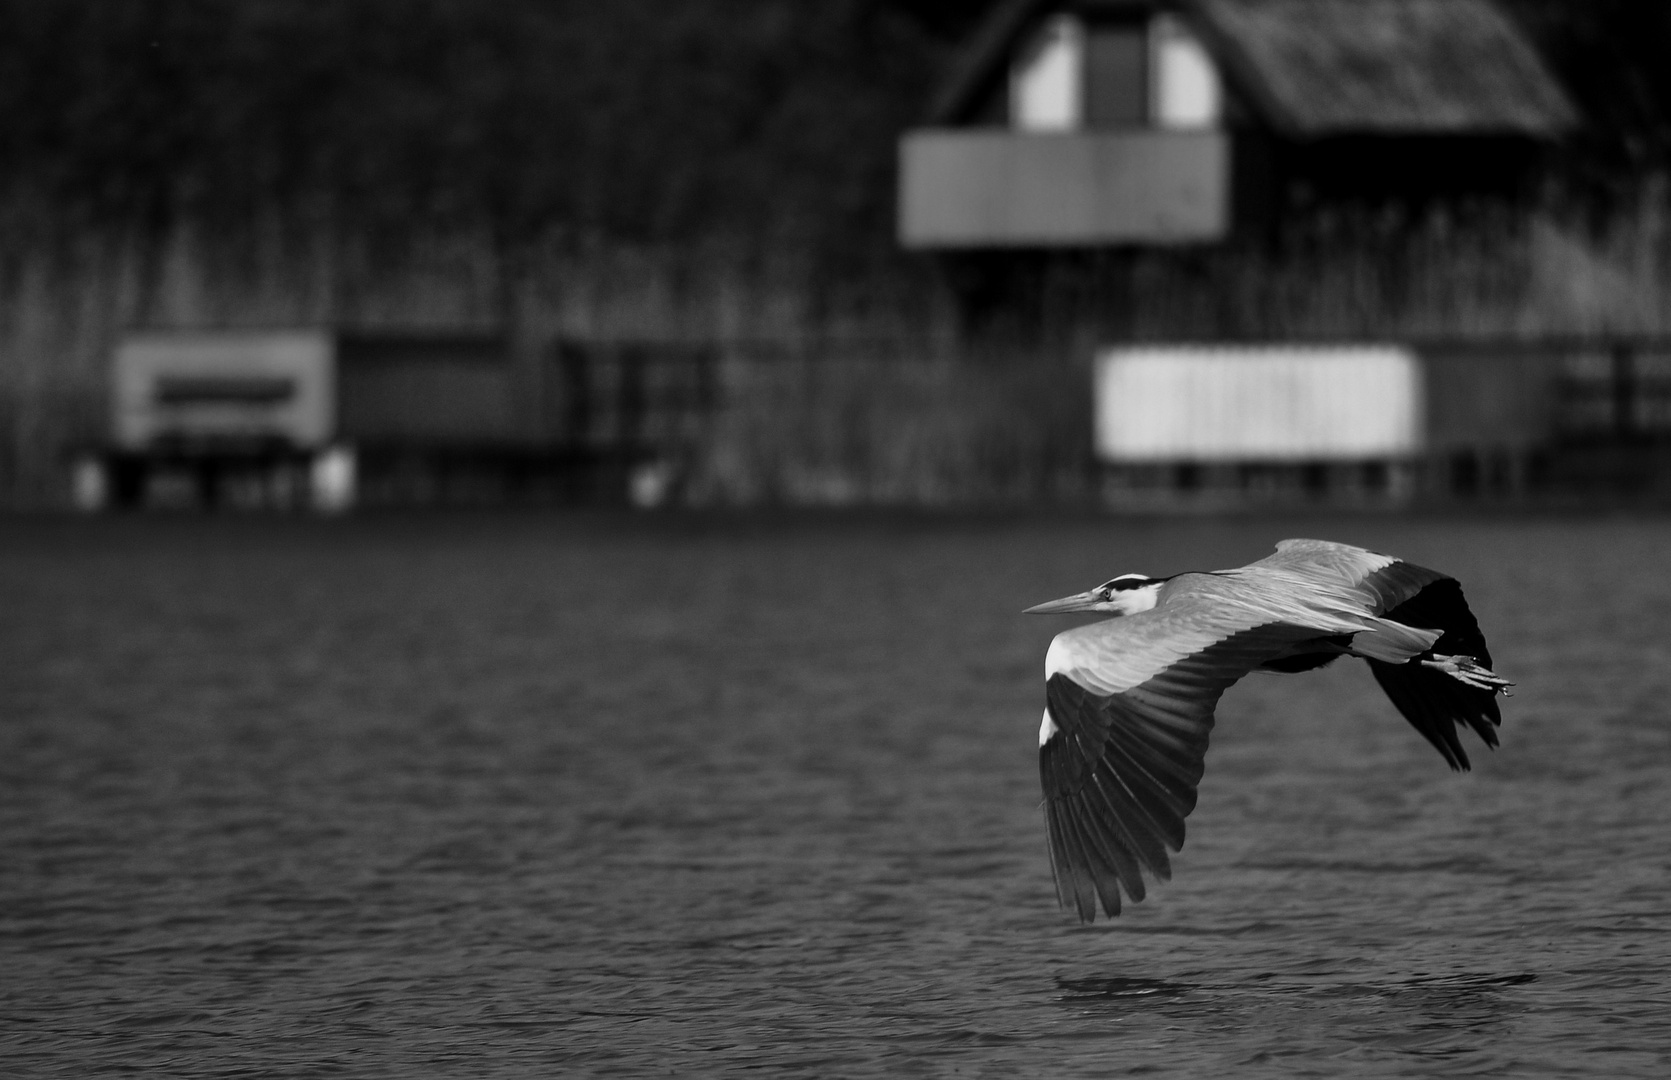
3,511,1669,1077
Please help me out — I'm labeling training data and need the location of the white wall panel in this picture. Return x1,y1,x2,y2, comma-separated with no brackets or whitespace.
1094,345,1422,461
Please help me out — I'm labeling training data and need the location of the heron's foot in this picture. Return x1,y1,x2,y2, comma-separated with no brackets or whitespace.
1422,653,1515,696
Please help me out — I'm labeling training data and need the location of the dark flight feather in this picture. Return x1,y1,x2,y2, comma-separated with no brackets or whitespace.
1360,568,1502,771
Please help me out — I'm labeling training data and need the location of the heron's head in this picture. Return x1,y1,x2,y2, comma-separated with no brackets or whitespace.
1024,574,1164,616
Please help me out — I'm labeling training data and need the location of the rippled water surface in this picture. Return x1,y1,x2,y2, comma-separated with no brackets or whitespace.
3,512,1670,1076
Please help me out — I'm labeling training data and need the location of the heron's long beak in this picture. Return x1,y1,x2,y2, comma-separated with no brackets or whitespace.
1023,590,1105,614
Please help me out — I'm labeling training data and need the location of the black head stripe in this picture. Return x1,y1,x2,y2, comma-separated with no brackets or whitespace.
1099,574,1155,592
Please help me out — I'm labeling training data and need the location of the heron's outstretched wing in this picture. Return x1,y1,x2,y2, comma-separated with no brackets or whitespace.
1039,594,1361,922
1261,539,1503,770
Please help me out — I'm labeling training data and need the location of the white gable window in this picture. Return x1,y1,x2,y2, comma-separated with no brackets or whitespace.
1151,14,1221,129
1010,14,1085,131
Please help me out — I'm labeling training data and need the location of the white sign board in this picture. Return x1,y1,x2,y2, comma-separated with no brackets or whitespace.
1094,344,1422,462
113,330,336,450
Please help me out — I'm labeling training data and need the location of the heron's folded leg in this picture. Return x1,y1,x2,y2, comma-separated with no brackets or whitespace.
1421,653,1514,696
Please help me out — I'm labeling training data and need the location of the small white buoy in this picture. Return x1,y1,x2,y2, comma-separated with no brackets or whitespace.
628,460,675,509
71,456,109,512
310,445,356,513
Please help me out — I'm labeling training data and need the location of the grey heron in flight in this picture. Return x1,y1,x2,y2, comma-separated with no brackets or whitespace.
1024,538,1511,922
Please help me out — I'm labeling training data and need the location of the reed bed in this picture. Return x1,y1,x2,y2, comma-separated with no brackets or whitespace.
2,192,1670,507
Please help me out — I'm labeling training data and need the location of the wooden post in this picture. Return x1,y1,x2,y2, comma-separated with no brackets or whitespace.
1612,344,1636,440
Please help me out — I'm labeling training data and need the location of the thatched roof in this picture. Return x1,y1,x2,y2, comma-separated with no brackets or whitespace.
1196,0,1577,136
928,0,1577,138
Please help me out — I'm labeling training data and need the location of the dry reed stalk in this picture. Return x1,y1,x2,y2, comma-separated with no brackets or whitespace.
1,191,1670,506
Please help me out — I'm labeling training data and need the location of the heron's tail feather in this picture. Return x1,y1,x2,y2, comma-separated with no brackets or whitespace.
1349,617,1443,663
